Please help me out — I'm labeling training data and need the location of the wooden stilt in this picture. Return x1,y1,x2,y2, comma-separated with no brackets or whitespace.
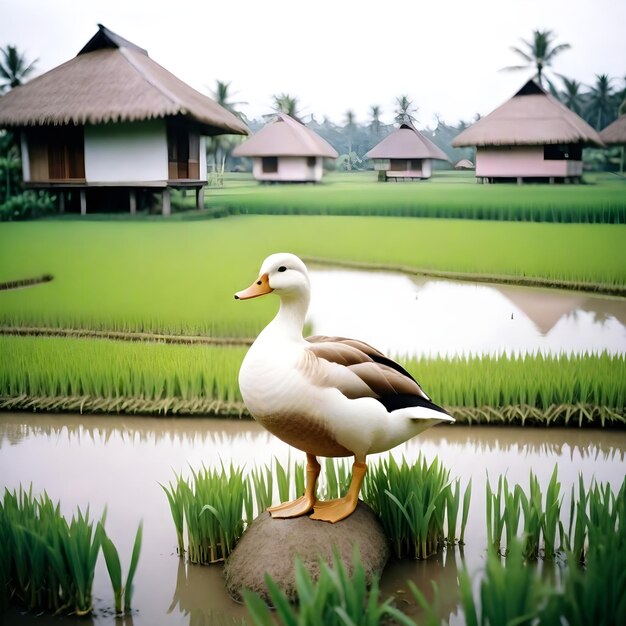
129,189,137,215
162,188,171,216
80,190,87,215
196,186,205,210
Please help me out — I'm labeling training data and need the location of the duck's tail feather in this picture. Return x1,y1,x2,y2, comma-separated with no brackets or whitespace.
380,394,454,422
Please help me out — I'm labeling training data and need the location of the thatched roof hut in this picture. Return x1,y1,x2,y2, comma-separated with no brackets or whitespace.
599,115,626,145
451,80,603,183
233,114,337,158
232,114,337,182
365,120,449,181
452,80,602,148
0,24,248,215
454,159,474,169
366,121,449,161
0,23,248,136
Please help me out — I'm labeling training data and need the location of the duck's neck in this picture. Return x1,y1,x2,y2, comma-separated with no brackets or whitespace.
265,291,310,342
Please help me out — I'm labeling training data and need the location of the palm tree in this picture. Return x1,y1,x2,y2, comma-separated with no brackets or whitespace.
559,77,586,116
503,29,570,90
272,93,302,122
0,44,37,93
369,105,382,136
394,95,418,125
586,74,615,130
207,80,248,182
210,80,247,121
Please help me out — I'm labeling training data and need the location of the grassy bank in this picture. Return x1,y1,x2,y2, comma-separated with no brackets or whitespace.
1,216,624,335
1,336,623,425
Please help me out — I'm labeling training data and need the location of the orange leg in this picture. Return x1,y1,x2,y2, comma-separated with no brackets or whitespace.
268,453,320,519
310,458,367,523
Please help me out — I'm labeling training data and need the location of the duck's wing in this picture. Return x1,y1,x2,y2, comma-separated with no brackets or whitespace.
304,335,449,416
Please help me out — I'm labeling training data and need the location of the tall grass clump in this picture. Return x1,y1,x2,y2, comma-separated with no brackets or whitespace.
362,455,471,559
161,463,247,564
0,485,140,617
244,547,394,626
486,466,564,559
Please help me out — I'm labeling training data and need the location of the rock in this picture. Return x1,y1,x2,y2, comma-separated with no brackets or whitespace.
224,501,389,602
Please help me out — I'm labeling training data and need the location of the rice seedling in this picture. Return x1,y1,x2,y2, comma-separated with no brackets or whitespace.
202,171,626,225
2,336,624,427
243,547,394,626
361,454,469,559
554,520,626,626
0,485,137,617
98,520,143,614
459,539,546,626
162,463,247,564
485,467,564,559
566,474,625,563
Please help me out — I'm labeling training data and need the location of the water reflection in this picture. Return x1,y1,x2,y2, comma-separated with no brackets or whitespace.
307,268,626,358
1,413,625,626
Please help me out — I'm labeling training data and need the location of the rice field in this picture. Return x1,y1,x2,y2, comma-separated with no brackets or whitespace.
198,171,626,224
0,485,142,617
1,336,624,425
1,217,625,336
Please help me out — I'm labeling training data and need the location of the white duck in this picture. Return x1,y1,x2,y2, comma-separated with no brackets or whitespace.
235,253,453,523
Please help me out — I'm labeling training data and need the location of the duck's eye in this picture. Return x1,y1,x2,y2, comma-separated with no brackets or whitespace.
277,266,287,272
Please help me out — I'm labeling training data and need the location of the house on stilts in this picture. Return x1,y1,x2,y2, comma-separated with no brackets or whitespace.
232,113,337,182
365,120,449,181
0,24,248,215
452,80,603,183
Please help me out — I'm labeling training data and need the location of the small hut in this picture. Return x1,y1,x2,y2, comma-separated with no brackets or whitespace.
232,114,337,182
599,114,626,173
452,80,603,183
454,159,474,170
0,24,248,214
365,120,449,181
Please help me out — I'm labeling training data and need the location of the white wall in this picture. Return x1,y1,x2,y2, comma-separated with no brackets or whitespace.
199,136,207,182
84,120,168,183
252,156,323,182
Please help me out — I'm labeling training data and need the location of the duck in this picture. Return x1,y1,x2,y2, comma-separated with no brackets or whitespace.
234,253,453,523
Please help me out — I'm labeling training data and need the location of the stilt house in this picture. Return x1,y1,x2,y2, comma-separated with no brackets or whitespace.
0,24,248,214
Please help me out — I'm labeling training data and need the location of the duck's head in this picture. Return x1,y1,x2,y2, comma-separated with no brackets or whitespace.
234,253,310,301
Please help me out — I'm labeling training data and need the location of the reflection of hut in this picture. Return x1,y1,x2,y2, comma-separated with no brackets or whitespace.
0,24,248,215
599,114,626,173
232,114,337,183
452,80,603,183
496,286,585,334
454,159,474,170
365,120,449,181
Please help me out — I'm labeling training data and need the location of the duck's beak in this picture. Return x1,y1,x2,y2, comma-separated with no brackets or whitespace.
234,273,273,300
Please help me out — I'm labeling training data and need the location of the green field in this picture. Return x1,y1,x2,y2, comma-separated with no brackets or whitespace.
194,171,626,224
1,193,625,424
1,216,625,336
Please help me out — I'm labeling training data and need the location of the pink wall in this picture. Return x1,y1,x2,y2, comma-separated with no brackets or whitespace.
476,147,583,178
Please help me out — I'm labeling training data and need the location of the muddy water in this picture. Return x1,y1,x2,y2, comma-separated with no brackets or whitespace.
307,268,626,358
1,414,625,625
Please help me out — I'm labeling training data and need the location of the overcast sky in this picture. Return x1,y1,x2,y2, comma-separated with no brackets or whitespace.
1,0,624,128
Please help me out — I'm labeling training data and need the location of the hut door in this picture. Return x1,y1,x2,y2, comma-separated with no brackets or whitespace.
167,120,200,179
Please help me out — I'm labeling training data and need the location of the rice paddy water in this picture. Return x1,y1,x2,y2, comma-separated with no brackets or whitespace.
1,414,624,624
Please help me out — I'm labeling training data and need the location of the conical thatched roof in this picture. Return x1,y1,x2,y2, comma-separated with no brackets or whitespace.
599,115,626,145
232,114,338,158
0,24,249,137
452,80,603,148
454,159,474,169
365,121,449,161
